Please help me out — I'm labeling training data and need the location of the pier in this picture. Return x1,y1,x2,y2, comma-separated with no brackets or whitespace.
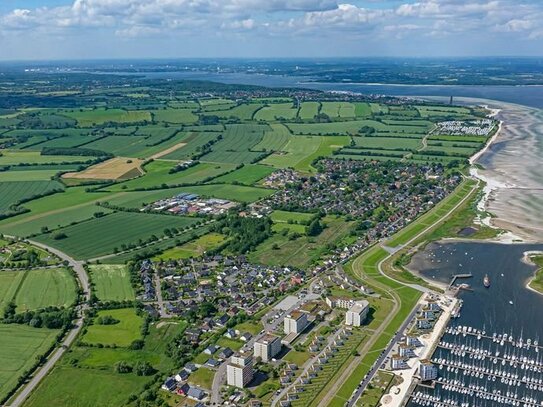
448,273,473,289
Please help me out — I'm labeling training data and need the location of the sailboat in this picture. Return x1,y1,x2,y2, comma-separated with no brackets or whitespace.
483,274,490,288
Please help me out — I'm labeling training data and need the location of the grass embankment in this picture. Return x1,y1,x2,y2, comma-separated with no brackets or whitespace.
528,255,543,294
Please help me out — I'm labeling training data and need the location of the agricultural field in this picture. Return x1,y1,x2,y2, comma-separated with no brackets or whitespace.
62,157,144,181
0,271,25,310
254,102,298,121
88,264,135,302
106,160,236,191
63,108,151,127
151,108,198,124
34,211,199,259
320,101,356,118
0,181,64,215
262,135,349,171
298,101,320,120
14,268,77,311
152,232,226,261
210,164,275,185
82,308,143,347
0,324,59,402
253,123,292,152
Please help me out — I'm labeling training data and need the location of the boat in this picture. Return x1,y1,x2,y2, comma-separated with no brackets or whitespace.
483,274,491,288
509,300,514,305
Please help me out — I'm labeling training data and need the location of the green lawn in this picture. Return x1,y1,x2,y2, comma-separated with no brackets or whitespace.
89,264,135,302
283,349,310,366
188,367,215,389
14,268,77,311
83,308,143,347
0,324,59,402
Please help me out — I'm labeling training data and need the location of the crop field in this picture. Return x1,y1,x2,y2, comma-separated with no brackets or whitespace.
351,136,422,150
0,180,63,215
152,232,226,261
151,108,198,123
89,264,135,302
320,102,356,118
298,102,320,119
263,135,349,171
14,268,76,311
253,123,291,151
416,105,472,118
0,271,25,310
0,324,59,402
34,211,199,259
160,132,219,161
0,151,87,165
286,119,429,136
211,164,275,185
254,102,298,121
204,103,263,120
63,157,144,180
200,123,269,164
83,308,143,347
30,134,101,149
106,160,236,191
0,170,62,182
63,108,151,127
354,102,372,117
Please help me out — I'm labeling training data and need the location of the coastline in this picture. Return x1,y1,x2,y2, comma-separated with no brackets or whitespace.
522,250,543,296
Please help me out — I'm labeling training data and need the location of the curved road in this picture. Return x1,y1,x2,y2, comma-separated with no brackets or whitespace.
7,238,90,407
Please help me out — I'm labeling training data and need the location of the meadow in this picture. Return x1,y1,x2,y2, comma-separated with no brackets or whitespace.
152,232,226,261
0,271,25,310
34,211,199,259
210,164,275,185
83,308,143,347
88,264,135,302
63,108,151,127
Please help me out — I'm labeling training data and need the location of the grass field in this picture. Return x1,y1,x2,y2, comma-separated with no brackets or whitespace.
89,264,135,302
270,210,314,224
152,233,226,261
0,170,62,182
0,181,63,215
34,211,199,259
14,268,77,311
254,103,298,121
152,108,198,124
62,157,144,180
249,216,355,268
287,119,430,136
83,308,143,347
23,366,149,407
0,324,59,402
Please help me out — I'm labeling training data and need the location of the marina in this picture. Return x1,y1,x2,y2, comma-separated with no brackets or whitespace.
406,242,543,407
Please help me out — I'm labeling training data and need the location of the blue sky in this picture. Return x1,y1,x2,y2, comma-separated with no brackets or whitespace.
1,0,542,60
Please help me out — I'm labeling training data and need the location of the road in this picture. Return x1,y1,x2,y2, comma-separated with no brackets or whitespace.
346,178,480,406
346,304,420,407
6,238,90,407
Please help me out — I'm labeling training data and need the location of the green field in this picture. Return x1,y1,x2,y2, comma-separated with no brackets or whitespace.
83,308,143,347
298,102,320,120
14,268,77,311
106,160,236,191
211,164,275,185
152,108,198,124
152,233,226,261
0,170,62,182
0,324,59,402
254,103,298,121
23,366,149,407
89,264,135,302
253,123,292,152
63,108,151,127
0,151,89,165
0,271,25,310
0,181,63,215
34,211,199,259
262,135,349,171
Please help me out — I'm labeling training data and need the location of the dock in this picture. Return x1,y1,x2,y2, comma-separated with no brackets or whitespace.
448,273,472,289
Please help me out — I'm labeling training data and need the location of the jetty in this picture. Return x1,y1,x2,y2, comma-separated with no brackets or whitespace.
448,273,473,289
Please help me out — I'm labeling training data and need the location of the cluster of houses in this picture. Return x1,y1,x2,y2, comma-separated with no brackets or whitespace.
437,119,495,136
139,260,156,301
143,192,236,216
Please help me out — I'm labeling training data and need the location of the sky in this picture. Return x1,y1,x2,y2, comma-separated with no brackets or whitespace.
0,0,543,60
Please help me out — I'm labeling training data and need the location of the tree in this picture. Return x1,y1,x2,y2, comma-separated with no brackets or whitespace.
134,361,155,376
306,219,323,237
114,361,133,374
